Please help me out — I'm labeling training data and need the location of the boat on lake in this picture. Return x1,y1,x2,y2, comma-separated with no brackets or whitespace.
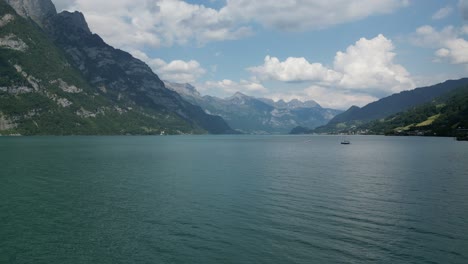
341,135,351,145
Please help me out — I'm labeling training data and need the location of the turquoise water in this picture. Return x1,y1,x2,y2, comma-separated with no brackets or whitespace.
1,135,468,263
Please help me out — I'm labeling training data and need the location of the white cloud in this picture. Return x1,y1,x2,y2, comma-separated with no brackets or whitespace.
222,0,408,31
52,0,252,49
435,48,451,58
49,0,412,109
131,50,206,83
53,0,75,11
462,25,468,35
249,34,414,97
201,79,267,95
334,34,414,94
243,34,415,109
248,56,342,83
52,0,408,49
412,25,468,64
412,25,454,48
432,6,453,20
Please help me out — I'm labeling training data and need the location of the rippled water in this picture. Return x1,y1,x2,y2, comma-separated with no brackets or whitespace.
1,135,468,263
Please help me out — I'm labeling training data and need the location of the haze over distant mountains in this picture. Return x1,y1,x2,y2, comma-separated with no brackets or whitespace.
0,0,342,135
1,0,466,136
165,81,341,134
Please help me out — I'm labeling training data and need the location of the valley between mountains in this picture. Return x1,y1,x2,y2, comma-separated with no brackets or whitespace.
1,0,467,137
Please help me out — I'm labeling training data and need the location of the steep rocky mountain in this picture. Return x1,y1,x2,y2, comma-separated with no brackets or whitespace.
314,78,468,133
5,0,56,28
0,0,233,135
258,98,320,109
165,81,342,134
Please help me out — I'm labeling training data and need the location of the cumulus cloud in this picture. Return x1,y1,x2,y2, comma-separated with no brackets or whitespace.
52,0,252,49
52,0,408,49
432,6,453,20
131,50,206,83
411,25,468,64
244,34,415,108
49,0,411,109
249,34,414,97
248,56,342,83
334,34,414,94
201,79,267,95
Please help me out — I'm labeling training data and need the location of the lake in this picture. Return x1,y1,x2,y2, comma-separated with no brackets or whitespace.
1,135,467,263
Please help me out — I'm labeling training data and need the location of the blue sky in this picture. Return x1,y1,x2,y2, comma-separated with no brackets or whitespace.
53,0,468,109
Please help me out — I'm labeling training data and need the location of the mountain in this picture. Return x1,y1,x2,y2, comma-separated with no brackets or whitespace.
314,78,468,133
165,81,342,134
0,0,234,135
289,126,313,135
4,0,56,28
360,83,468,137
258,98,320,109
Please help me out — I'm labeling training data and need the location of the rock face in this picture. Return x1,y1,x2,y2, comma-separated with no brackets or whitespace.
52,11,90,34
165,81,342,134
0,0,234,135
0,13,14,27
0,113,16,130
164,81,202,99
259,98,320,109
5,0,56,27
49,11,168,99
46,10,233,134
0,33,28,51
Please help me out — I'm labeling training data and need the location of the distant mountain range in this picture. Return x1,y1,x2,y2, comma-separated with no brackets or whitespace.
164,81,342,134
2,0,465,137
0,0,234,135
313,78,468,134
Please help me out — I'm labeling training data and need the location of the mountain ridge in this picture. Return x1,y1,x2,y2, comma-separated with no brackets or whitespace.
0,0,235,135
5,0,56,27
359,84,468,137
164,81,342,134
314,78,468,133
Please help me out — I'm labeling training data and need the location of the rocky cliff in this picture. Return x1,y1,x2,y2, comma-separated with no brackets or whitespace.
1,0,234,135
4,0,56,28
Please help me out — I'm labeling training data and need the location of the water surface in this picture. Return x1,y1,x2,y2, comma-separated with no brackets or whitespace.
1,135,467,263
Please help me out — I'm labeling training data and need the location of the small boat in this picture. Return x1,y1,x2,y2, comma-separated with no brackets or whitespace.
341,140,351,145
341,135,351,144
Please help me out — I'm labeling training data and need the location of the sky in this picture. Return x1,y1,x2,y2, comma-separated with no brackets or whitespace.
52,0,468,109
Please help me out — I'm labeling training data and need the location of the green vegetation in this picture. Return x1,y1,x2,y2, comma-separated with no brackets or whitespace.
359,84,468,137
314,78,468,134
416,114,440,127
0,1,219,135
